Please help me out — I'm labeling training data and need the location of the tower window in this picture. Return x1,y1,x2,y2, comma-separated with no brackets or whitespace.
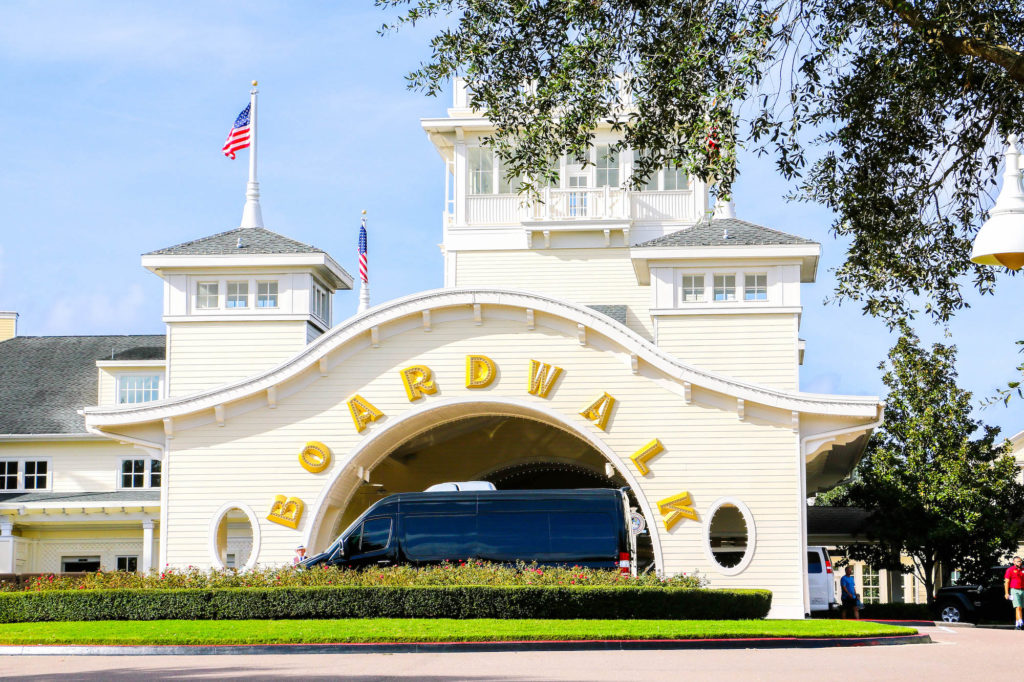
226,281,249,308
257,281,278,308
468,147,494,195
744,274,768,301
197,282,219,309
680,275,705,302
714,274,737,301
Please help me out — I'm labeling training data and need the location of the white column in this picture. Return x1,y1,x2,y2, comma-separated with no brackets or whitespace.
142,519,154,574
0,518,15,574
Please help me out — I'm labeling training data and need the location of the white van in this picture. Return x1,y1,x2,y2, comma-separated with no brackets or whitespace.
807,546,837,612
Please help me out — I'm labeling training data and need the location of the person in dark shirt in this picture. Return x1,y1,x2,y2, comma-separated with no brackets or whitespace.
840,565,859,619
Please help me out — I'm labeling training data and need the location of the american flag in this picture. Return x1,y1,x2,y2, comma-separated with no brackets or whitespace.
358,219,368,283
222,104,251,159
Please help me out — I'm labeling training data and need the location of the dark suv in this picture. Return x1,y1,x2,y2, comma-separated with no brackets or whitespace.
935,566,1011,623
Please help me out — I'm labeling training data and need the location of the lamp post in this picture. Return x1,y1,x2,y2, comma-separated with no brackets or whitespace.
971,134,1024,270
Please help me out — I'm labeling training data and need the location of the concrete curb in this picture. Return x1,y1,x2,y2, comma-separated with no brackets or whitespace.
0,633,932,656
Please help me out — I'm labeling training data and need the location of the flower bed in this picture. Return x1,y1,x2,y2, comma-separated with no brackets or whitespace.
2,562,705,592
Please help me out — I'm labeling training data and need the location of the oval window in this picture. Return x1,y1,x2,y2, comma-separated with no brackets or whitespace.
209,503,261,571
703,499,755,575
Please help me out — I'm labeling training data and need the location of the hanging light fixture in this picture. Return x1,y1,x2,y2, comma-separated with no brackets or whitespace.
971,134,1024,270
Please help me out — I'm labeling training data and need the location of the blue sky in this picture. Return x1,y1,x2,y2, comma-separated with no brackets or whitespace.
0,2,1020,437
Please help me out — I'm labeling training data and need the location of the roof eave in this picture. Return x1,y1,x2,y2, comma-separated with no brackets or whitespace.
141,253,354,291
629,243,822,284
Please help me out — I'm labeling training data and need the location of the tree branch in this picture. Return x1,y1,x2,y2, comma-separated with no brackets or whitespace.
876,0,1024,86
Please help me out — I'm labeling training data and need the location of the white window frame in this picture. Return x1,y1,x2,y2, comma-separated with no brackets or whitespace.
117,457,161,490
190,276,285,314
226,280,249,309
468,146,495,195
743,273,768,302
311,279,331,325
256,280,279,309
630,150,690,191
116,373,163,405
196,281,219,309
116,555,139,572
595,144,620,188
713,273,738,302
678,273,706,303
0,458,53,492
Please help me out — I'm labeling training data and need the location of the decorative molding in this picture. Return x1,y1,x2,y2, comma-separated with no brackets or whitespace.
266,386,277,409
737,398,745,421
162,418,173,440
473,303,482,325
84,288,881,430
542,230,551,248
370,326,380,348
792,411,800,433
603,228,611,246
525,308,535,330
319,357,329,377
577,323,587,346
682,381,692,405
630,353,639,374
422,309,432,332
214,404,225,427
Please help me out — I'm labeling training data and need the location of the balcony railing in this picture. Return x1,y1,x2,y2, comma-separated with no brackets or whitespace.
452,189,696,226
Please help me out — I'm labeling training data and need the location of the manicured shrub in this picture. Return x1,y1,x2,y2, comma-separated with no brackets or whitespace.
0,586,771,623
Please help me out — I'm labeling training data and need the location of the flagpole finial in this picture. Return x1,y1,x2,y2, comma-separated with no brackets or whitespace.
251,80,258,87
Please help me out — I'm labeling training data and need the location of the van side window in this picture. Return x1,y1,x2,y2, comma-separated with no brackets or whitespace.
361,518,392,553
346,517,393,555
807,551,822,574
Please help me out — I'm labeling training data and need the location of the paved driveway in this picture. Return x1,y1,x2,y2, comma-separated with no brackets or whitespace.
0,625,1009,681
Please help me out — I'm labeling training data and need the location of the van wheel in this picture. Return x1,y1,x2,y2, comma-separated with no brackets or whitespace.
938,602,963,623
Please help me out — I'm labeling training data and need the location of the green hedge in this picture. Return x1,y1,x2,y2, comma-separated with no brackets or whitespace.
0,586,771,623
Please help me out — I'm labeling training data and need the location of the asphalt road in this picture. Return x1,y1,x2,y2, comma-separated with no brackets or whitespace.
0,624,1009,680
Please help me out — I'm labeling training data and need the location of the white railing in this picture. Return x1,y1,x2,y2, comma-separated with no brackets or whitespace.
452,188,696,226
631,191,695,222
526,187,630,221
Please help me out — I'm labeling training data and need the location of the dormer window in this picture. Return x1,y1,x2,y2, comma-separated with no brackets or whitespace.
714,274,737,301
197,282,219,309
226,281,249,308
744,274,768,301
257,280,278,308
118,375,161,404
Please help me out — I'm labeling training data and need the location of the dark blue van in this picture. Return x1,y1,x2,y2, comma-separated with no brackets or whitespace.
302,488,635,574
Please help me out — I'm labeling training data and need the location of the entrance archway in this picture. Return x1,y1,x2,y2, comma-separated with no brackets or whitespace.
302,397,664,574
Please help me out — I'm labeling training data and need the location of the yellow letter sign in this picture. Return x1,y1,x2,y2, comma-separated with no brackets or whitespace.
630,439,664,476
298,441,332,474
579,392,616,431
466,355,496,388
347,394,384,433
267,495,304,529
401,365,438,401
527,360,563,398
658,491,699,531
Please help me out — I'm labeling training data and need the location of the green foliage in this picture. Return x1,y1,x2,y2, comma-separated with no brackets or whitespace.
378,0,1024,323
839,327,1024,602
1,562,704,592
0,618,914,645
0,586,771,623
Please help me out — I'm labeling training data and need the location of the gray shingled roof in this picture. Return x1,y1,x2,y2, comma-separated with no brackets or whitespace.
636,218,816,248
0,335,165,434
144,227,325,256
0,491,161,504
587,305,628,325
807,506,869,536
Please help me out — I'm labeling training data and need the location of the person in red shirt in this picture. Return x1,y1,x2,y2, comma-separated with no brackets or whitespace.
1004,556,1024,629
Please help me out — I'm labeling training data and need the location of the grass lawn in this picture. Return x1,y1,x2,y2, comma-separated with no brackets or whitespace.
0,619,917,646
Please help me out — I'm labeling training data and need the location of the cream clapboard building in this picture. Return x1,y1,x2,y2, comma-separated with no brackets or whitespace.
0,81,884,618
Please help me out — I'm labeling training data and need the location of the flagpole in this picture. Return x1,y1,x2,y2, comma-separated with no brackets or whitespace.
358,210,370,313
240,80,264,228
